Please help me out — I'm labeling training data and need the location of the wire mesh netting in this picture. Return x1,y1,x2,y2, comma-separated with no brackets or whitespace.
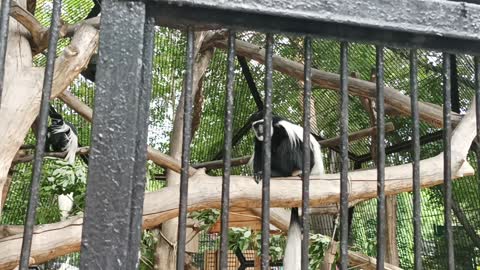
2,3,480,269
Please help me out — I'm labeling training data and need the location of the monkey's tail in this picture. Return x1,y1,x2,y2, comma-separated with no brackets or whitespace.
65,133,78,165
283,207,301,270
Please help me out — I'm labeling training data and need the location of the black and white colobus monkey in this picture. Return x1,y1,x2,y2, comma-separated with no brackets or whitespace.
47,105,88,220
46,104,88,165
249,113,324,270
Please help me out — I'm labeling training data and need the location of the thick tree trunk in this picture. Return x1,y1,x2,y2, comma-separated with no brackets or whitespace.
385,196,400,266
155,31,215,270
0,1,99,218
0,0,38,218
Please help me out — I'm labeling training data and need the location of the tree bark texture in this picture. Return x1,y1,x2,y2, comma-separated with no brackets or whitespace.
212,39,462,128
0,0,99,217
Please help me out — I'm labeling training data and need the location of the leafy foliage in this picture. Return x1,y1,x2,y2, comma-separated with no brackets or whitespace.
189,209,220,231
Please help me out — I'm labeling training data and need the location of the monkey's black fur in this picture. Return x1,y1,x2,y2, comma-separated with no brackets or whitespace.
252,116,316,182
46,105,88,165
250,112,323,270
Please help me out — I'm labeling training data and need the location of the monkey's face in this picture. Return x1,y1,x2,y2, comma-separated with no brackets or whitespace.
51,118,63,127
252,119,273,141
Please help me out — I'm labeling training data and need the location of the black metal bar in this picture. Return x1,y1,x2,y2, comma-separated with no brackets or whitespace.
19,0,62,267
475,56,480,196
301,36,312,270
79,1,146,268
176,28,195,270
339,41,349,270
450,55,460,114
375,45,386,270
147,0,480,55
347,162,362,245
442,53,455,270
410,49,423,270
0,0,12,107
125,15,155,270
219,30,236,270
261,33,274,270
237,56,263,110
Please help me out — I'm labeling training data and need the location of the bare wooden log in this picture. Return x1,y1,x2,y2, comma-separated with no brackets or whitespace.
212,39,462,128
348,250,403,270
64,17,100,37
321,241,338,270
58,91,93,122
0,225,24,239
250,208,290,232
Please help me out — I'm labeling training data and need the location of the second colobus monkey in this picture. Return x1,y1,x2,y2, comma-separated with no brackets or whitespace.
47,105,79,165
46,105,87,220
250,113,324,270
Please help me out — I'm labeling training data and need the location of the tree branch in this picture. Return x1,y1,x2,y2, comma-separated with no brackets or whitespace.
212,39,462,128
9,1,100,55
9,1,47,54
320,122,394,147
11,147,90,165
58,91,198,176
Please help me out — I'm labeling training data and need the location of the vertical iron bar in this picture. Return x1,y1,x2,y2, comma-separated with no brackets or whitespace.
475,56,480,193
176,28,195,270
0,0,12,107
375,45,386,270
125,15,155,270
442,53,454,270
410,49,423,270
219,30,236,270
19,0,62,268
301,36,312,270
79,1,146,268
450,55,460,114
339,41,349,270
261,33,274,270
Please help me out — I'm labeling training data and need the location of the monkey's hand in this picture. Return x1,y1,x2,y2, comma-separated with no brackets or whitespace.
254,172,263,184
